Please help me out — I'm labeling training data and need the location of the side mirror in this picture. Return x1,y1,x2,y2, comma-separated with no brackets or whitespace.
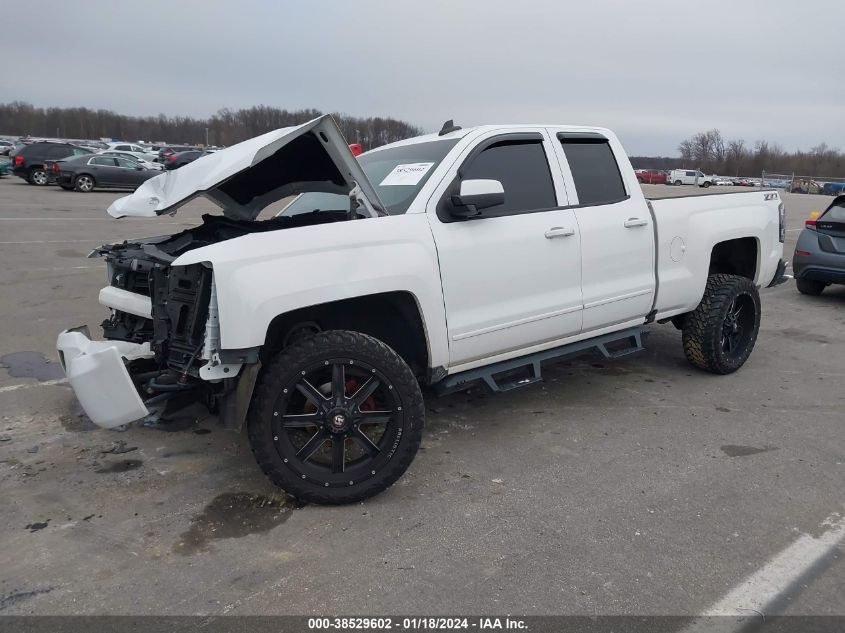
449,179,504,218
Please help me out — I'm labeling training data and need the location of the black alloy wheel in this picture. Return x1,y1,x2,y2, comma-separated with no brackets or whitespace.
248,330,424,504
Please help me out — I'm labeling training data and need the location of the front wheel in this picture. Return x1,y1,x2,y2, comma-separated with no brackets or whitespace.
247,330,424,504
701,181,711,188
674,180,682,186
682,274,761,374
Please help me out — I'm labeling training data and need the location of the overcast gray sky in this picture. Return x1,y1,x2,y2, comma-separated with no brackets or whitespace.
3,0,843,155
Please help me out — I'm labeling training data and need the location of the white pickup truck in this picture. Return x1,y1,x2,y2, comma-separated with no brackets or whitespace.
57,115,788,504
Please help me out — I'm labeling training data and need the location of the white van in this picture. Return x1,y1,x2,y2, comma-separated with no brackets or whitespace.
668,169,713,187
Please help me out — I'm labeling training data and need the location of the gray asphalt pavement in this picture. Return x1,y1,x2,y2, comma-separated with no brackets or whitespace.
0,178,842,617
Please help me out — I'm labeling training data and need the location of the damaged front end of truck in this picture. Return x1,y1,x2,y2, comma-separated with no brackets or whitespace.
57,115,385,430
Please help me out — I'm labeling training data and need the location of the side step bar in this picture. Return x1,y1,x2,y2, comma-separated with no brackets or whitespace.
433,327,645,396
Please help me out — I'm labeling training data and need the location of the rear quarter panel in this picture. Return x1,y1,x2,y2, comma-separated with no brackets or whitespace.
649,191,782,318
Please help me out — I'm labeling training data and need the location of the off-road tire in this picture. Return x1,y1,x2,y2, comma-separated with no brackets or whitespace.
682,274,761,374
796,278,825,296
247,330,424,504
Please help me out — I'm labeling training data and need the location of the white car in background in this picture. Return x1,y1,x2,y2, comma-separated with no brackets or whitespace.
103,142,158,162
713,177,734,186
667,169,714,187
99,150,164,170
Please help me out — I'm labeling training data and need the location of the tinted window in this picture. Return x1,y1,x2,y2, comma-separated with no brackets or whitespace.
90,157,117,166
822,202,845,223
560,138,626,205
115,145,131,151
460,140,556,214
45,145,73,159
72,147,91,156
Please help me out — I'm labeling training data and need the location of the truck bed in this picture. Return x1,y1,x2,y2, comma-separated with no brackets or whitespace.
648,190,782,320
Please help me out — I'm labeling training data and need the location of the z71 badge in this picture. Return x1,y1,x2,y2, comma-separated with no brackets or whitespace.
764,192,778,200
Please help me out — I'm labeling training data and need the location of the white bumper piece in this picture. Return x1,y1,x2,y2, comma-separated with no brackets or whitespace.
57,329,155,429
98,286,152,318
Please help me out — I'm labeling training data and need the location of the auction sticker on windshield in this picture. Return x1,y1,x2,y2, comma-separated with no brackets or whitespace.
379,162,434,186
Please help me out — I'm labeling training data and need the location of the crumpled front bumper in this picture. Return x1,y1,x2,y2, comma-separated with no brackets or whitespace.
57,327,155,429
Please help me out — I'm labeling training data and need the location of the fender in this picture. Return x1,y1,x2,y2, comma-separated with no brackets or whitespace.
172,212,449,370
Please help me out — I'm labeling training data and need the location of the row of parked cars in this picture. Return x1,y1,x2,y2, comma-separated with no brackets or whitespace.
3,139,217,192
634,168,765,188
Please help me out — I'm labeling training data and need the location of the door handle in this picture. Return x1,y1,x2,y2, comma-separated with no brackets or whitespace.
544,227,575,239
624,218,648,228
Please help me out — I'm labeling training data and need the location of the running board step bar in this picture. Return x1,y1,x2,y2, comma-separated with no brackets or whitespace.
434,327,645,396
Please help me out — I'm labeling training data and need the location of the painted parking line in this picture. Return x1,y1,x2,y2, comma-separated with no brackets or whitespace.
0,239,104,244
683,508,845,631
0,378,68,393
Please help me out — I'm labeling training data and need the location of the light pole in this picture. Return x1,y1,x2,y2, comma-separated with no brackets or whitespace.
205,127,209,148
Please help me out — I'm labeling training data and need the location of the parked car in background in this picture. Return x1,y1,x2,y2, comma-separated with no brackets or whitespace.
0,140,15,155
100,150,164,170
821,182,845,196
10,142,93,185
789,178,822,194
164,149,212,170
667,169,713,187
713,177,734,186
634,169,668,184
54,154,160,192
0,159,10,177
103,142,158,162
157,145,197,163
793,196,845,295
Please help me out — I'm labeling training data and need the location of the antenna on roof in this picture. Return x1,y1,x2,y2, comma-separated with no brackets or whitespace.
438,120,461,136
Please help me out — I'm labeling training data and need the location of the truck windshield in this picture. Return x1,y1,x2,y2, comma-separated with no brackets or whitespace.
279,138,459,217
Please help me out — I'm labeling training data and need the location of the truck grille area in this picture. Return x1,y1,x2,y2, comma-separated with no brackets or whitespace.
101,251,155,343
151,264,212,375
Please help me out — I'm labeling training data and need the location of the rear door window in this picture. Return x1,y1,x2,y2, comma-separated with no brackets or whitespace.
559,137,627,206
90,157,117,167
116,157,140,168
460,139,556,215
45,145,73,159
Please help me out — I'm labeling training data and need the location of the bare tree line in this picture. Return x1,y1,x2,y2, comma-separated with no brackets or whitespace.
0,101,422,151
632,129,845,177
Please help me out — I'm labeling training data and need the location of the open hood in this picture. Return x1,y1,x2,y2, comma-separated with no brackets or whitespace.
107,115,386,220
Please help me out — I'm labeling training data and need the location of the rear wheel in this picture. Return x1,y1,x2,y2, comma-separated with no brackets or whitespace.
796,278,825,296
29,168,48,186
247,330,424,504
74,174,95,192
682,274,761,374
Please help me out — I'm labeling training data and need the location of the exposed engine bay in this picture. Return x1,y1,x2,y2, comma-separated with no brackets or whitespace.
93,210,349,422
